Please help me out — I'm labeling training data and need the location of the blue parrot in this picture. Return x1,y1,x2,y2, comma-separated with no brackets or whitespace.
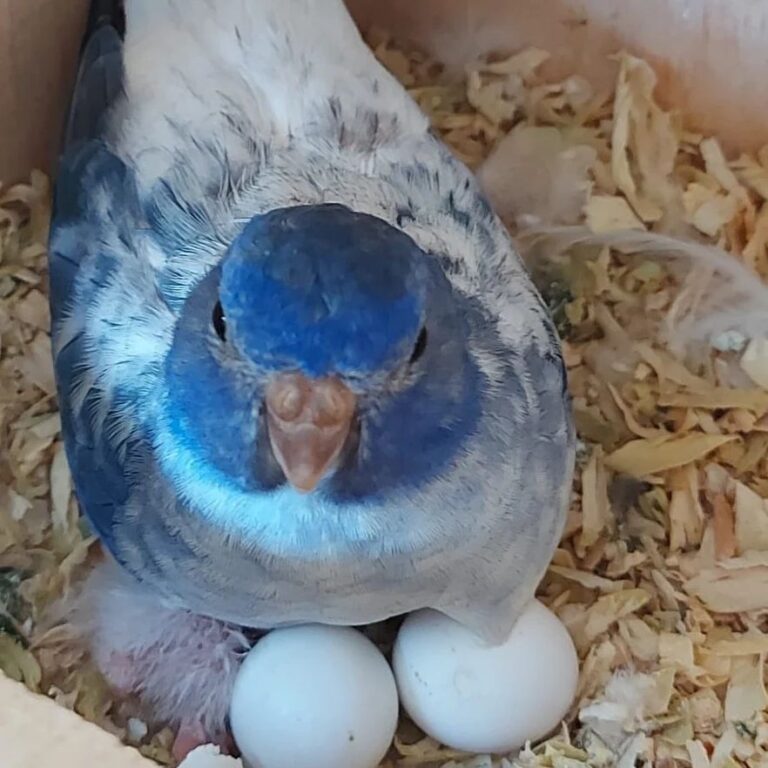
50,0,574,747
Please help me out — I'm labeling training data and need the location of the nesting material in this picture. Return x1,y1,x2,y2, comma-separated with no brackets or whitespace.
1,29,767,768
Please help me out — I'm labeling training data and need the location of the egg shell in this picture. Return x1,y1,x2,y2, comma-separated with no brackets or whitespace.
178,745,243,767
393,600,579,754
230,624,398,768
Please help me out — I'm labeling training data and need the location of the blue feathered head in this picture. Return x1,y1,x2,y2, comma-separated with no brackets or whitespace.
166,203,480,496
220,205,426,377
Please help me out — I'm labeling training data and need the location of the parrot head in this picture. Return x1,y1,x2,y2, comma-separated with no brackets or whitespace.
165,203,482,499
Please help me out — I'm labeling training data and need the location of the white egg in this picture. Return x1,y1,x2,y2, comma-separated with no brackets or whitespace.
392,600,578,754
230,624,398,768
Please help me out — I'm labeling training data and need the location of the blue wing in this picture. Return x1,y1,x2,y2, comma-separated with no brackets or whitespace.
50,2,144,556
51,0,126,303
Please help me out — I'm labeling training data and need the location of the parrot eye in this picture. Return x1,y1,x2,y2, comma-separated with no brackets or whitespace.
409,327,428,364
212,302,227,341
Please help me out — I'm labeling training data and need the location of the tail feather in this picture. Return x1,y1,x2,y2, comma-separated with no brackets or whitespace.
63,0,125,147
83,0,126,44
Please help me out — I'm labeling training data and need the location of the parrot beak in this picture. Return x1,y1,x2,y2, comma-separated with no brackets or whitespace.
265,373,357,493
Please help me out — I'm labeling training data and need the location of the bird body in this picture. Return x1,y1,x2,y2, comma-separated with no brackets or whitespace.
51,0,574,726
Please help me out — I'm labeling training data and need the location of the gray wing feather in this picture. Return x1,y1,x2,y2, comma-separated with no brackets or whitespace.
65,22,124,147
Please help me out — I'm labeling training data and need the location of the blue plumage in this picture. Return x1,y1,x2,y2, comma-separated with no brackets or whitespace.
55,328,130,555
221,205,426,377
50,0,575,740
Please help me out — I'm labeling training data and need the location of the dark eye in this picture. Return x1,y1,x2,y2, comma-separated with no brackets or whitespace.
212,302,227,341
409,327,428,364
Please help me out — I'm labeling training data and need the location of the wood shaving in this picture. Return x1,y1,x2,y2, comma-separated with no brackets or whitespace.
740,339,768,389
1,31,767,768
605,434,739,477
585,196,645,234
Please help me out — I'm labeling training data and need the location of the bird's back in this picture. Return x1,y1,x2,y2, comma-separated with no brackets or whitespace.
112,0,428,188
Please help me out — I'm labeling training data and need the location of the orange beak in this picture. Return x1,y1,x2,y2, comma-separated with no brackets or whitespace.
265,373,357,493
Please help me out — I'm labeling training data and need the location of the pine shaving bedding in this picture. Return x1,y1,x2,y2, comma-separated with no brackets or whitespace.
1,30,768,768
